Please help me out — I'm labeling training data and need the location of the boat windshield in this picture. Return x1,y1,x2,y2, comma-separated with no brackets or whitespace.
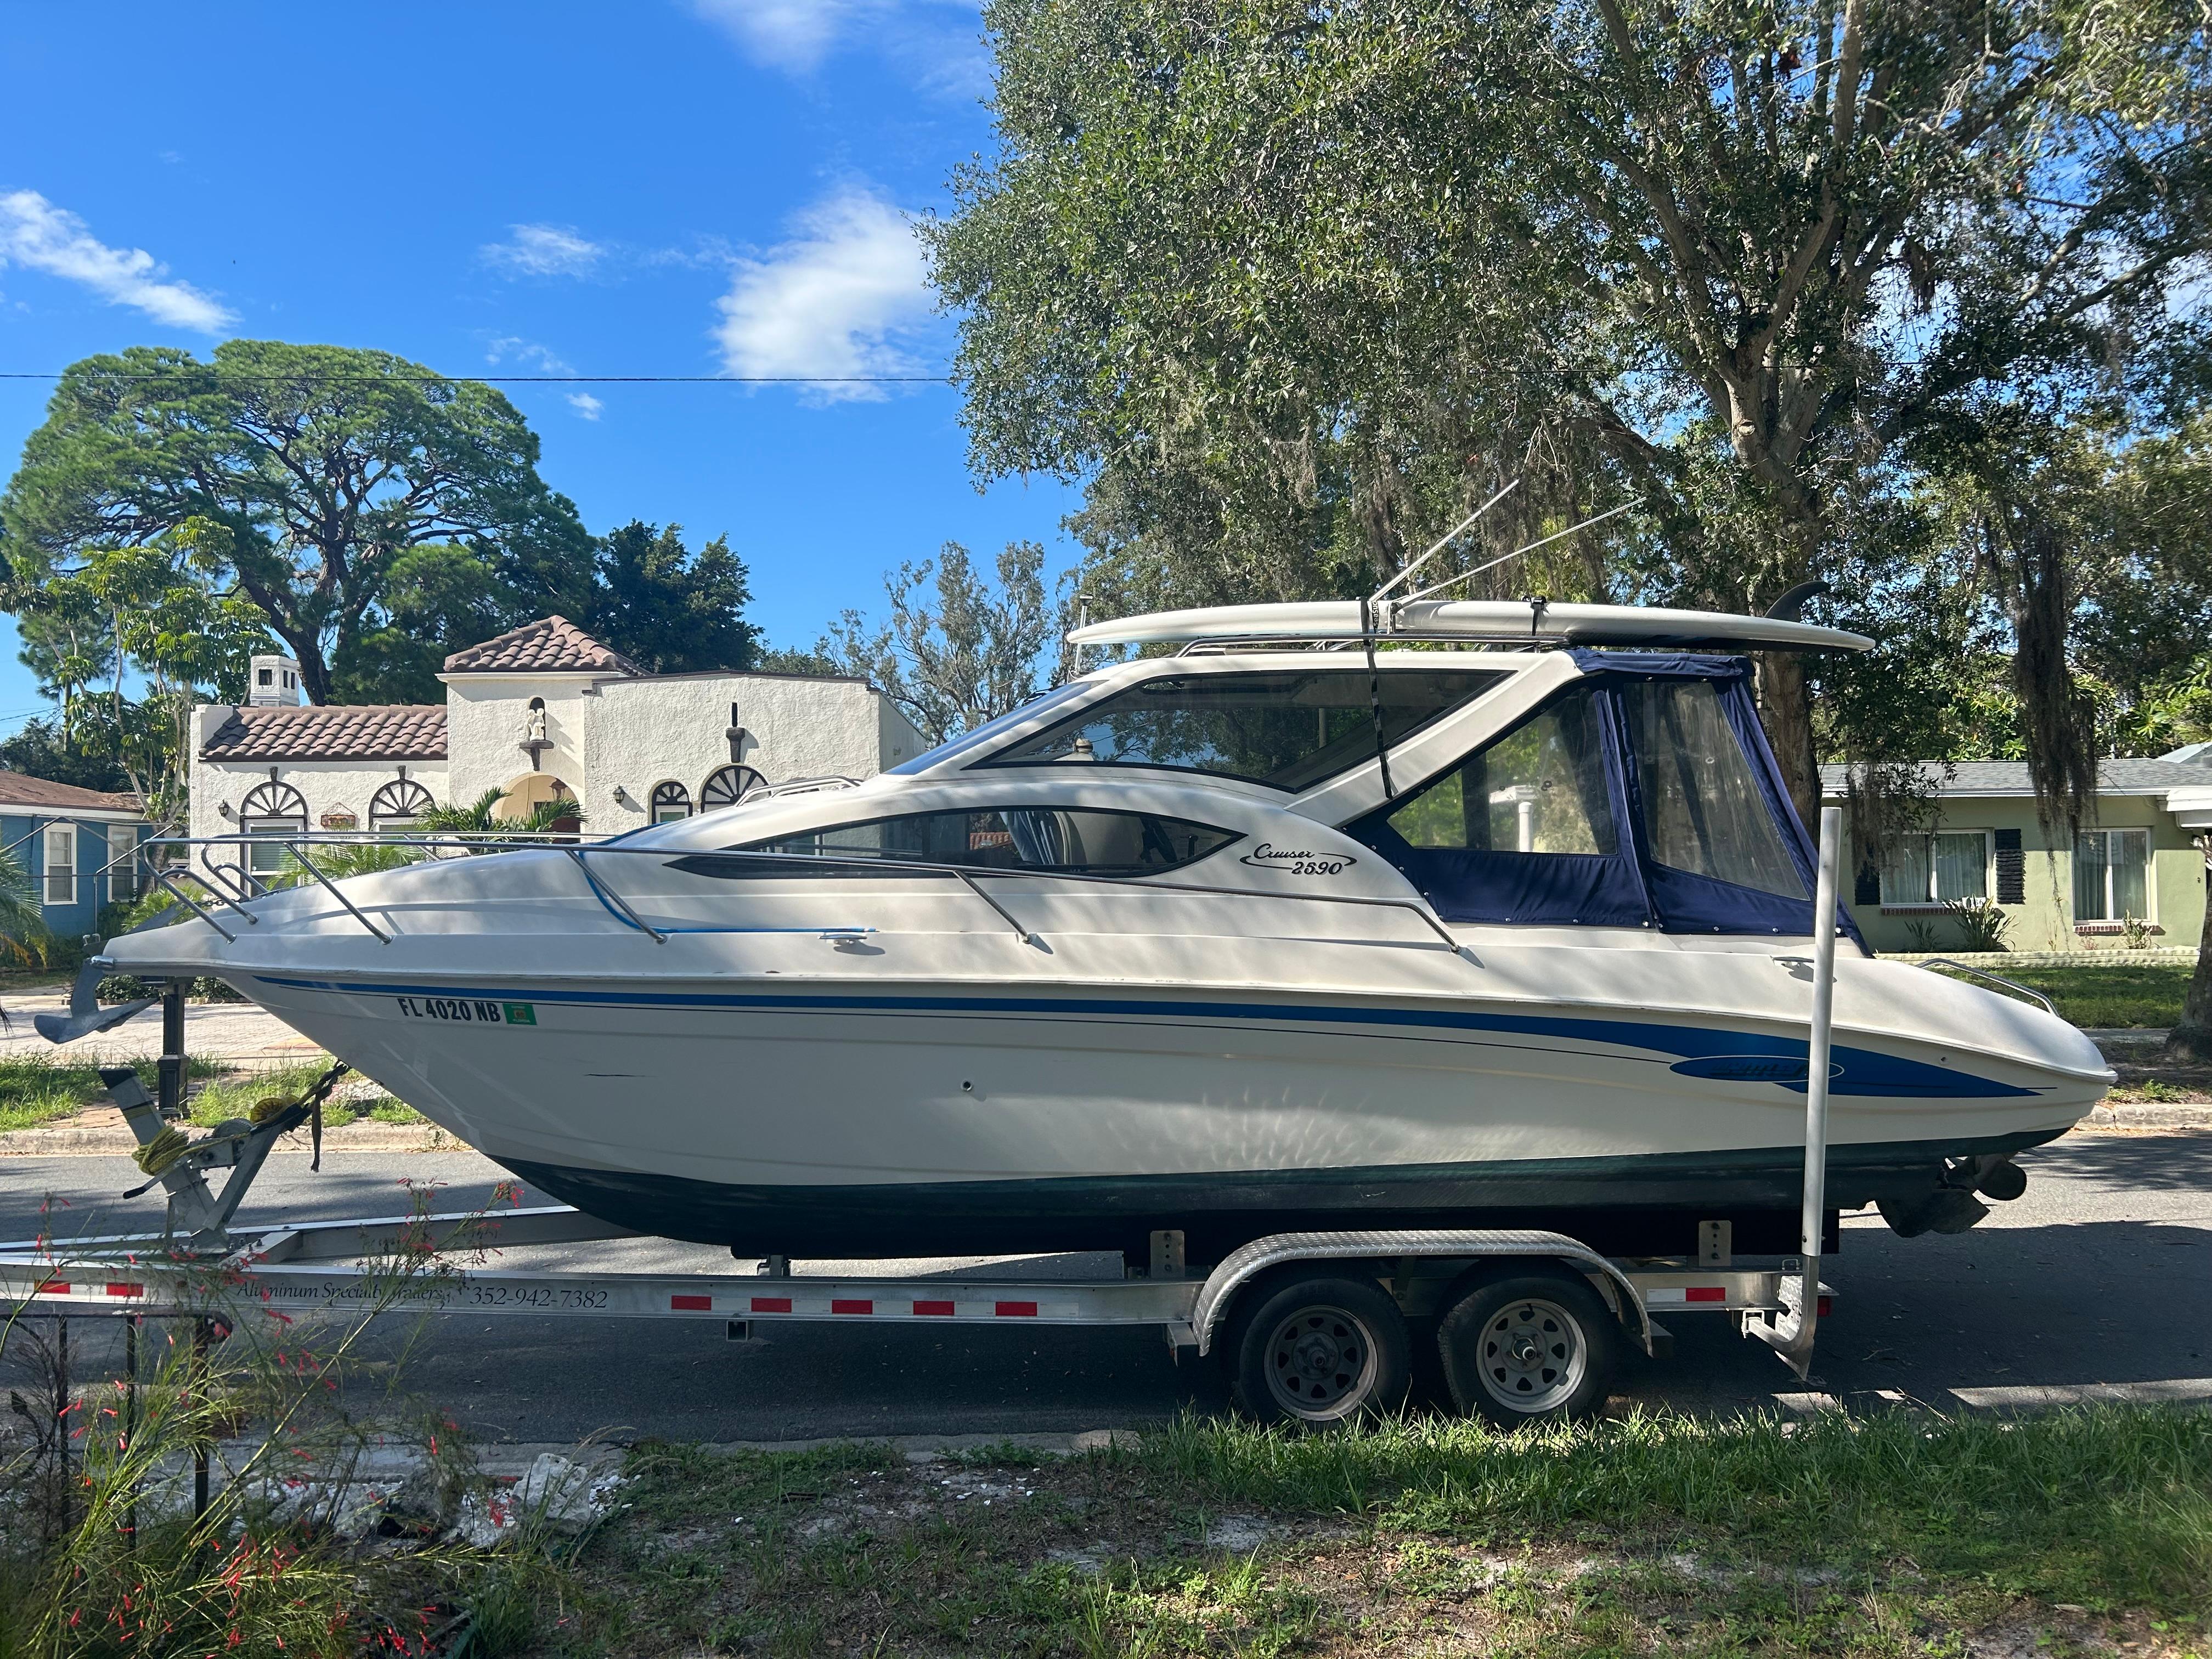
978,668,1506,791
884,685,1091,775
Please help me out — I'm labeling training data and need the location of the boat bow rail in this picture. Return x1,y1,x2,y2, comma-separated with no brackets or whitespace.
131,831,1475,956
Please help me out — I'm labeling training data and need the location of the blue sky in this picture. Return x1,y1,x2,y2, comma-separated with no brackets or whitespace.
0,0,1076,725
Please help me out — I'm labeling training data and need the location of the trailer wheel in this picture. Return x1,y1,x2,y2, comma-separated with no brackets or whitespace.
1229,1274,1410,1427
1438,1272,1618,1425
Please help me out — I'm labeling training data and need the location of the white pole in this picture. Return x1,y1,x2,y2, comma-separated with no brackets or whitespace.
1752,802,1839,1376
1797,805,1840,1323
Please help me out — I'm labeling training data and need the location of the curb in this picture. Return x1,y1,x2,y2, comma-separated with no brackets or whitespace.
2085,1102,2212,1129
0,1123,455,1158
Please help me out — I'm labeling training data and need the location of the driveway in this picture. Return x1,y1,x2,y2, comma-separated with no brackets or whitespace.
2,1129,2205,1443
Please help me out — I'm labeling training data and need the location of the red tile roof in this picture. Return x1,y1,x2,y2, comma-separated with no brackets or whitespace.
0,773,142,813
442,615,639,676
200,706,448,763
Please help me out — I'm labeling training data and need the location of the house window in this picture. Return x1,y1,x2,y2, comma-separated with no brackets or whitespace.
651,782,692,823
238,780,309,879
1879,832,1990,906
108,824,140,896
2074,829,2149,922
369,778,436,835
42,824,76,906
701,765,765,810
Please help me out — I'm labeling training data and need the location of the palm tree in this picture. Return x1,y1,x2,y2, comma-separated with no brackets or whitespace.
416,787,588,848
0,843,51,967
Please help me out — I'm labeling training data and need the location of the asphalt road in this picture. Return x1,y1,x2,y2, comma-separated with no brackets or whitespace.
3,1132,2207,1442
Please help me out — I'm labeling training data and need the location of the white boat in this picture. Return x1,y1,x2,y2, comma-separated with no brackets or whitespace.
97,602,2111,1262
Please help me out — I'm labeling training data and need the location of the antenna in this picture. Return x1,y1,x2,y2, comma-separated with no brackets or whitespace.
1398,498,1644,606
1370,478,1523,605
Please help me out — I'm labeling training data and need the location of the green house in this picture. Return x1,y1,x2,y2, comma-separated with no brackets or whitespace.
1820,755,2212,956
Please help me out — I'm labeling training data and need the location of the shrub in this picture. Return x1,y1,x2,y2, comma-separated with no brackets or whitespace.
1947,896,2011,952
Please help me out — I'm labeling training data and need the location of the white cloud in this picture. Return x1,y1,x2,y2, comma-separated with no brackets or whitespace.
689,0,984,91
712,190,935,399
481,223,605,278
0,190,233,331
567,392,604,420
690,0,884,72
482,334,575,373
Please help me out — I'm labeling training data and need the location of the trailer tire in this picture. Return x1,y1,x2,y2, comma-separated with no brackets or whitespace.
1228,1274,1410,1428
1438,1272,1618,1425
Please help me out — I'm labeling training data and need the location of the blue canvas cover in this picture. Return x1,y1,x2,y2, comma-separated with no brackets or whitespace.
1351,651,1859,941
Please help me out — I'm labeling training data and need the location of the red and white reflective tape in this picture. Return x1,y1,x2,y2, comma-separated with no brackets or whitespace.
1644,1285,1730,1306
661,1291,1053,1319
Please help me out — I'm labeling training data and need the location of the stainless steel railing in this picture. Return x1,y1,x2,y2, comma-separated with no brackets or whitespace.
138,831,1471,957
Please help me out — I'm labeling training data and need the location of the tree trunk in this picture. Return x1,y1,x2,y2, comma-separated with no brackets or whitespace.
1756,649,1821,833
2168,844,2212,1064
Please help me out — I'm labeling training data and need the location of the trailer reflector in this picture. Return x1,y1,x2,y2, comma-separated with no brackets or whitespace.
831,1299,873,1315
913,1300,956,1317
1685,1286,1726,1303
33,1281,68,1296
995,1301,1039,1318
670,1294,713,1311
107,1283,143,1297
751,1296,793,1314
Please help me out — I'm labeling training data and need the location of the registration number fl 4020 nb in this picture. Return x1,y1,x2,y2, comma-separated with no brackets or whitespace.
395,996,537,1025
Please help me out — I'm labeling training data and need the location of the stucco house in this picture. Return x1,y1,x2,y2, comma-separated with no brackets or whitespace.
0,772,147,939
187,616,928,887
1822,755,2212,955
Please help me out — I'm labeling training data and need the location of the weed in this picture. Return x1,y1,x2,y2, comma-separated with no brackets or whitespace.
0,1179,572,1655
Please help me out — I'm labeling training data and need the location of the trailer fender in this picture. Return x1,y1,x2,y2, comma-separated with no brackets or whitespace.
1190,1229,1656,1358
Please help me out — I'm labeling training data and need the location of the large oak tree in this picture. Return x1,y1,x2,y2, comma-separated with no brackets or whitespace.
0,340,594,705
929,0,2210,822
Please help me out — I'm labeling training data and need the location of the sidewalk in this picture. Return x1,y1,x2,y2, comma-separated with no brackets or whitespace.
1,990,318,1065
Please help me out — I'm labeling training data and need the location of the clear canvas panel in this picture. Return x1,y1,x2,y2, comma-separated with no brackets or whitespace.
1386,686,1616,854
1620,680,1805,898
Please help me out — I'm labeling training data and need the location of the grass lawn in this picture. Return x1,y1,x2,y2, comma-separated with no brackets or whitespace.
0,1052,421,1132
1928,961,2193,1028
184,1060,423,1129
0,1054,226,1133
557,1407,2212,1657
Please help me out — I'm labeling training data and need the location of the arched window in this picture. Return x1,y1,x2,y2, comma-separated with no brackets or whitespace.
650,781,692,823
701,765,765,810
238,780,308,877
369,777,436,835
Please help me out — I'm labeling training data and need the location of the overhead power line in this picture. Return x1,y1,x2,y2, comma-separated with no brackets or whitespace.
0,371,956,385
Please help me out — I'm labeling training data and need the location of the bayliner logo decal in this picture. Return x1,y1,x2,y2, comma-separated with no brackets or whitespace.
1239,842,1357,877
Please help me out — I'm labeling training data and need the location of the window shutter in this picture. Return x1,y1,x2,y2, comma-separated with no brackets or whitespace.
1993,828,2024,904
1853,862,1880,906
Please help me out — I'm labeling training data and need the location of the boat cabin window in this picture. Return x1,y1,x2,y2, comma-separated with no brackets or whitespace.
979,669,1505,791
1619,680,1804,899
685,807,1240,878
1381,684,1616,855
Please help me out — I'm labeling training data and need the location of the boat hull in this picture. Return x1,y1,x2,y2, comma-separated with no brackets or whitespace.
228,967,2098,1259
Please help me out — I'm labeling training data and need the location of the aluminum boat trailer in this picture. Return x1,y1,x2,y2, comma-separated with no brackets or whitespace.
1,828,1853,1425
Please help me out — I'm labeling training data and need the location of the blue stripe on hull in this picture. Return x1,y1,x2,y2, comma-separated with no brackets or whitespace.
253,973,2041,1099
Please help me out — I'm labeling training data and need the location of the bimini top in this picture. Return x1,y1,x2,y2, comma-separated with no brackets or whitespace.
1066,599,1872,654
